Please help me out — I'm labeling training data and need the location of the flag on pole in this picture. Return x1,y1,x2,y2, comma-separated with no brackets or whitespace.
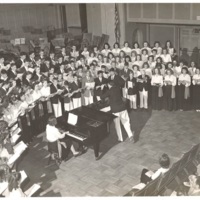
115,3,120,43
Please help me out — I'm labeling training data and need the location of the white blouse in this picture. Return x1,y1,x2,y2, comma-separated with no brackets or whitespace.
161,54,172,63
112,48,121,56
151,75,163,86
46,124,65,142
40,86,50,97
164,75,177,86
121,47,132,56
151,167,169,180
87,57,98,65
132,48,141,55
174,66,182,77
141,47,151,55
188,67,196,77
178,74,191,87
101,49,111,57
192,74,200,85
70,51,79,58
81,51,89,59
32,91,42,102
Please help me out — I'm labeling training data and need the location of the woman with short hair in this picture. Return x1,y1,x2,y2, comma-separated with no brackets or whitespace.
140,153,170,184
46,115,81,162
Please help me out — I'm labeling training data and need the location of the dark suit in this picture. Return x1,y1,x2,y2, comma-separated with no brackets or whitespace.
94,77,108,97
15,59,23,69
101,85,126,113
62,88,71,103
50,84,60,104
8,70,17,79
69,81,82,98
56,68,67,74
41,63,50,73
17,66,28,74
0,87,7,98
126,77,137,95
137,75,150,92
23,78,32,87
108,74,125,88
120,69,132,80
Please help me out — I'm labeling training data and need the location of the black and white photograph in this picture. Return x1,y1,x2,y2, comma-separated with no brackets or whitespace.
0,1,200,197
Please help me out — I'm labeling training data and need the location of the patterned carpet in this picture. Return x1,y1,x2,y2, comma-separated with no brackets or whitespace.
17,109,200,196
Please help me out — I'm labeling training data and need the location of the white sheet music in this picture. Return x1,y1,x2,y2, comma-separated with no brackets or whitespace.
13,141,27,154
0,182,8,194
67,113,78,126
20,170,27,183
7,153,20,165
132,183,146,190
11,134,20,144
145,170,154,177
12,127,21,136
100,106,111,112
128,81,133,88
25,184,40,197
28,68,34,73
86,82,95,89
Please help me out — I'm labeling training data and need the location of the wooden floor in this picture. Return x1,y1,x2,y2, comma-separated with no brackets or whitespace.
18,109,200,196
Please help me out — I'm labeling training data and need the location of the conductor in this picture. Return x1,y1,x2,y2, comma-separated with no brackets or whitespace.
101,81,134,142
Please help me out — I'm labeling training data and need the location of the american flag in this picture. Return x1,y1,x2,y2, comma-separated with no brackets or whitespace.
115,3,120,43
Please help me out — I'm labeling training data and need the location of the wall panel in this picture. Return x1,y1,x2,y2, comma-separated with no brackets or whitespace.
127,3,200,25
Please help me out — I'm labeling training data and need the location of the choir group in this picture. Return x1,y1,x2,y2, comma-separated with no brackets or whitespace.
0,39,200,143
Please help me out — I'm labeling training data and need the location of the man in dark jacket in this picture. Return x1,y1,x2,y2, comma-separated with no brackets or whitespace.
101,81,134,142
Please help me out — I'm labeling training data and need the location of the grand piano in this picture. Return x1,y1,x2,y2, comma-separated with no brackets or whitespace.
57,100,116,160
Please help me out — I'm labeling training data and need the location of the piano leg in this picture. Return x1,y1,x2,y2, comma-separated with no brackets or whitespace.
93,142,100,160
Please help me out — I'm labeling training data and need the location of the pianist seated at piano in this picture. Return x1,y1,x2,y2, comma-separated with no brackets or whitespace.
140,153,170,185
46,116,83,162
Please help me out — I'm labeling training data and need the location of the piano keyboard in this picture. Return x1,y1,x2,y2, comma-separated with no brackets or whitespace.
65,131,87,141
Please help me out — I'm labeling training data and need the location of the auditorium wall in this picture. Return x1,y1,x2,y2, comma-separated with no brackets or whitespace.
0,4,62,39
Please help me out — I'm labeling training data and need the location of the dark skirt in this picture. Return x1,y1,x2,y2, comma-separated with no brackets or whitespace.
163,85,177,111
177,85,191,111
47,141,58,154
151,86,163,110
140,168,152,184
192,85,200,110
